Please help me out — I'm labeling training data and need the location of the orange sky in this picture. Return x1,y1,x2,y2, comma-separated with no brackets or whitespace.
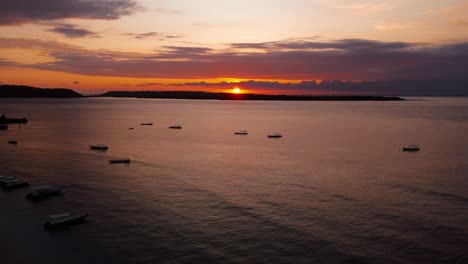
1,0,468,94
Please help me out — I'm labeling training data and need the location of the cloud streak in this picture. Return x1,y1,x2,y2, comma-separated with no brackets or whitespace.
0,0,140,25
47,23,99,38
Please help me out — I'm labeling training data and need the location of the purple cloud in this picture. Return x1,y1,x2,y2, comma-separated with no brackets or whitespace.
0,0,140,25
47,23,98,38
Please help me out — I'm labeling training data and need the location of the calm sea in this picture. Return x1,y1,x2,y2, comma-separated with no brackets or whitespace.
1,98,467,264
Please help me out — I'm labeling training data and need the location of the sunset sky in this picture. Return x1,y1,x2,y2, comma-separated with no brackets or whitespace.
1,0,468,95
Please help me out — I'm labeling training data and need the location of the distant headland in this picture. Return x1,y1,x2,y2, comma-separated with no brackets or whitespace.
0,85,404,101
0,85,82,98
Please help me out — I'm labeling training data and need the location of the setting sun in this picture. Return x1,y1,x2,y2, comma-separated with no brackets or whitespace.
233,87,241,94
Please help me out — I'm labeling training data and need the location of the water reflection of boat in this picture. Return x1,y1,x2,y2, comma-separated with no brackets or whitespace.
109,158,130,164
169,125,182,129
26,185,64,200
44,213,88,229
401,145,420,152
90,144,109,151
234,130,248,135
268,133,283,138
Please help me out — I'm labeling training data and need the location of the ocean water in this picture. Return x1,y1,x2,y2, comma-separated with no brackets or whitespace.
0,97,467,264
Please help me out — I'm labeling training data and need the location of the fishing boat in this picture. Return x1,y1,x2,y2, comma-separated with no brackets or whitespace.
44,213,88,229
268,133,283,138
234,130,248,135
141,123,153,126
26,185,64,200
401,145,420,152
2,179,29,189
109,158,130,164
169,125,182,129
90,144,109,151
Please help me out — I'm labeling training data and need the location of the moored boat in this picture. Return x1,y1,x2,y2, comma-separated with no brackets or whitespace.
401,145,420,152
268,133,283,138
109,158,130,164
169,125,182,129
90,144,109,151
44,213,88,229
26,185,64,200
8,139,17,145
2,179,29,189
234,130,248,135
0,176,16,183
141,122,153,126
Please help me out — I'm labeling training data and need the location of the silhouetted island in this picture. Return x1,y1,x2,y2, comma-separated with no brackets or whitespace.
0,85,82,98
98,91,404,101
0,85,403,101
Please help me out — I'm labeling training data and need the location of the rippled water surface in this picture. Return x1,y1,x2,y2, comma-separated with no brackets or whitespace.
1,97,467,264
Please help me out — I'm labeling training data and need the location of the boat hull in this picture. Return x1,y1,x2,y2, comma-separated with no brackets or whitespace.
44,214,88,229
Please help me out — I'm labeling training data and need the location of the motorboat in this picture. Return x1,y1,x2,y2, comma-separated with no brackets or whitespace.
26,185,64,200
2,179,29,189
169,125,182,129
268,133,283,138
90,144,109,151
234,130,248,135
401,145,420,152
8,139,17,145
109,158,130,164
141,123,153,126
44,213,88,229
129,127,134,130
0,176,16,183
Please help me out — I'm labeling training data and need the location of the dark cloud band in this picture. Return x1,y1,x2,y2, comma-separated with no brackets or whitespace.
0,0,139,25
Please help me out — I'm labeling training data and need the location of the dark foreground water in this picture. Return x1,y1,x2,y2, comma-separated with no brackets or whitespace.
1,98,467,264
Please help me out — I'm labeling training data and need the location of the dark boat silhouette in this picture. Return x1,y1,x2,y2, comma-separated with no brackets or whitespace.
109,158,130,164
169,125,182,129
44,213,88,229
0,124,7,130
234,130,248,135
26,185,64,200
2,179,29,189
90,144,109,151
0,115,28,124
8,139,17,145
401,145,420,152
141,123,153,126
268,133,283,138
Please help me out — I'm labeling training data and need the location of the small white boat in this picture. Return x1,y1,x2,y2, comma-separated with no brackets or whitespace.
234,130,248,135
109,158,130,164
90,144,109,151
268,133,283,138
44,213,88,229
0,176,16,183
401,145,420,152
169,125,182,129
2,179,29,189
26,185,64,200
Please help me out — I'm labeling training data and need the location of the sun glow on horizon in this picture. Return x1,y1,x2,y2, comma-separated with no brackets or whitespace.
232,87,241,94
